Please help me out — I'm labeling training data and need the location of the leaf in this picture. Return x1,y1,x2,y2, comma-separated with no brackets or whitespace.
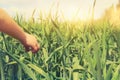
27,63,48,78
3,51,37,80
105,64,113,80
0,56,5,80
46,46,63,62
112,65,120,80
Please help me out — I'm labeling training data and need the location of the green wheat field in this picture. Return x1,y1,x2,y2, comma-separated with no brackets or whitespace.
1,4,120,80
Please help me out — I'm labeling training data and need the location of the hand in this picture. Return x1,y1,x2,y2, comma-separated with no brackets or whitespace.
21,33,40,53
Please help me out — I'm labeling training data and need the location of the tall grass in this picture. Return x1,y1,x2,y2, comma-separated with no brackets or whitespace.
0,11,120,80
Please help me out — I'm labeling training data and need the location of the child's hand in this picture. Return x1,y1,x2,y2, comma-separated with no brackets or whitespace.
21,33,40,53
0,8,40,53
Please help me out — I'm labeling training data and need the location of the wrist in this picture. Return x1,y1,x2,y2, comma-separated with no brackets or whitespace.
17,31,27,44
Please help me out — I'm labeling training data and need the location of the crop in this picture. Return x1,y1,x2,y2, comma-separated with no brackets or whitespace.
0,12,120,80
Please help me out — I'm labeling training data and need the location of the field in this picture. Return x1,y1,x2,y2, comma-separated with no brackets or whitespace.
1,13,120,80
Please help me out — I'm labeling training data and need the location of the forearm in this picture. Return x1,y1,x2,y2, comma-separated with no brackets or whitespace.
0,8,26,43
0,8,39,53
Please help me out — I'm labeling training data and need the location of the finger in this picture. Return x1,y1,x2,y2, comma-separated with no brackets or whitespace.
25,46,31,52
32,46,38,53
33,43,40,51
36,43,40,50
25,43,39,53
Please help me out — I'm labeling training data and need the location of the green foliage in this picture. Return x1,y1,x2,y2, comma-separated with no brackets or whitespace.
0,15,120,80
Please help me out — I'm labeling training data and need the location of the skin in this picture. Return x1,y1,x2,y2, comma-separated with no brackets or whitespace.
0,8,39,53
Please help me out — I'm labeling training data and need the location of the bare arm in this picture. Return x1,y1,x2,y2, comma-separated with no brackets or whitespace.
0,8,26,42
0,8,39,53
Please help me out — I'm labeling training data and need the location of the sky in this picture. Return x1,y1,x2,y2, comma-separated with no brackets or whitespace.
0,0,119,21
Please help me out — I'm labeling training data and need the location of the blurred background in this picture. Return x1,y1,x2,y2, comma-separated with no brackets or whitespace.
0,0,119,21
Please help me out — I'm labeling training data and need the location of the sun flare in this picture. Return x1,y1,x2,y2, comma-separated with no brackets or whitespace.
0,0,118,21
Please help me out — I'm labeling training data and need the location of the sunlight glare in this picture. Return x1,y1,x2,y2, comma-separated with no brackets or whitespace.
0,0,118,21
